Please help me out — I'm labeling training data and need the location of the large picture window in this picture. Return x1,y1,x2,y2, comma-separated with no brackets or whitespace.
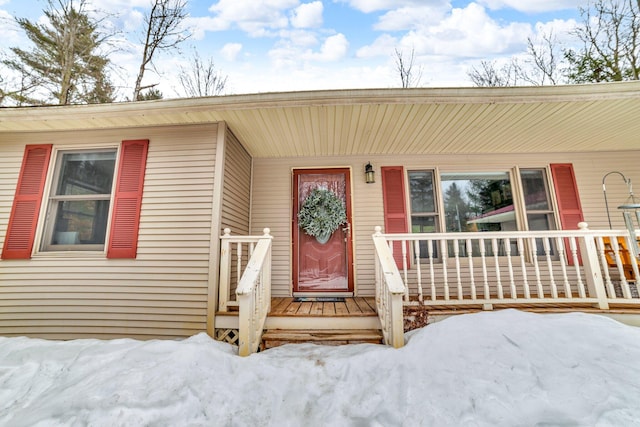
406,168,560,259
41,149,117,251
441,171,514,232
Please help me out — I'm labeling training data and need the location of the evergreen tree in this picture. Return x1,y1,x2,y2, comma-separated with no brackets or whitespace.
2,0,114,105
443,183,470,232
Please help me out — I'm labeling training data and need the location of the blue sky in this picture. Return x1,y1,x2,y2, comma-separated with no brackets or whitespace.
0,0,584,99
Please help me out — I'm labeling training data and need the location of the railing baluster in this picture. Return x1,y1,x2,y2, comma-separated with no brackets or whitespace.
530,238,544,298
543,237,558,299
453,238,463,300
611,238,632,298
504,237,516,299
517,237,530,299
401,240,409,301
428,238,436,301
555,237,572,298
492,238,503,299
597,236,616,297
414,240,423,302
480,238,489,299
467,238,476,300
569,237,586,298
236,242,243,288
441,239,449,300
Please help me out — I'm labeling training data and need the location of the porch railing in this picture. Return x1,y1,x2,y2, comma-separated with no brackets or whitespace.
219,228,273,356
373,223,640,313
372,228,406,349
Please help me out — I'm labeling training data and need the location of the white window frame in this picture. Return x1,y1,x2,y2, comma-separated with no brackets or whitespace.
38,145,119,254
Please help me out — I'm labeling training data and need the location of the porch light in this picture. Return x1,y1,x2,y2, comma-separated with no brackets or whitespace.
365,162,375,184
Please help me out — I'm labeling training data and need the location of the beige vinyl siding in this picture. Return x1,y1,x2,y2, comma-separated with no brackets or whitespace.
0,123,218,339
251,150,640,298
220,129,251,234
219,129,252,294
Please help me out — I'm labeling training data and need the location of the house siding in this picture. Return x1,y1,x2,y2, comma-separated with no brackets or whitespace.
251,150,640,298
220,129,252,295
0,124,219,339
220,129,251,235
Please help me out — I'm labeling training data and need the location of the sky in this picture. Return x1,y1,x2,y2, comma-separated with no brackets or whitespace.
1,309,640,425
0,0,584,100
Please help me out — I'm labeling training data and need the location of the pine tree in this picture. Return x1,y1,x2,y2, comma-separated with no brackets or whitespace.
3,0,114,105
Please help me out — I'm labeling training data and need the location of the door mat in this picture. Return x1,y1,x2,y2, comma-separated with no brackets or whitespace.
294,297,346,302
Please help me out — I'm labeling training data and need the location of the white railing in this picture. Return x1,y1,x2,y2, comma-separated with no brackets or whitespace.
373,223,640,313
219,228,273,356
372,227,406,349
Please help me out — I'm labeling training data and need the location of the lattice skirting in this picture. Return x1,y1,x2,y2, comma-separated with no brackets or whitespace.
215,328,239,346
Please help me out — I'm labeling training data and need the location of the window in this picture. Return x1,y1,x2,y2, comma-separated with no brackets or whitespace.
404,168,563,259
521,168,556,255
41,149,117,251
1,140,148,260
408,170,438,233
441,172,514,232
520,168,555,232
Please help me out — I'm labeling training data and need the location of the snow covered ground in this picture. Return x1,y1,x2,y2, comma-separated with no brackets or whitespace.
2,309,640,426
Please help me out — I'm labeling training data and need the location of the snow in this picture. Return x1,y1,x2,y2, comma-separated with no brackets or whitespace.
2,310,640,426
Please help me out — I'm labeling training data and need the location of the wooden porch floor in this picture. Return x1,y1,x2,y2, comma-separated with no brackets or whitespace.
269,297,377,317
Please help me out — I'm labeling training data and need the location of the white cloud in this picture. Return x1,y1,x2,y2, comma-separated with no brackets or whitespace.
268,32,348,70
186,16,229,39
337,0,425,14
303,33,349,61
280,29,319,47
290,1,323,28
477,0,582,13
394,3,532,58
221,43,243,61
375,4,449,31
356,34,398,58
208,0,299,37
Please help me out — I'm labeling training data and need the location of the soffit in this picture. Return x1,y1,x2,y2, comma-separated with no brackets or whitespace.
1,82,639,157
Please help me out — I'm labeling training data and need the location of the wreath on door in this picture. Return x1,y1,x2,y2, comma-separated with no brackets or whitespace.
298,188,346,244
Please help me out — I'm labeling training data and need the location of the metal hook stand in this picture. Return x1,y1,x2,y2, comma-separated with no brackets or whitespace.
602,171,632,229
603,171,640,260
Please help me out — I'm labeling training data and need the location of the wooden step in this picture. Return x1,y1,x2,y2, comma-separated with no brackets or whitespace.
261,329,384,350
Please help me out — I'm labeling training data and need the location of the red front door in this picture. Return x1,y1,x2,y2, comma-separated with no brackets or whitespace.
293,168,354,293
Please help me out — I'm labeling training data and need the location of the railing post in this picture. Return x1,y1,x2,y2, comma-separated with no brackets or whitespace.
237,292,252,357
218,228,232,312
389,292,404,348
577,223,609,309
373,226,406,349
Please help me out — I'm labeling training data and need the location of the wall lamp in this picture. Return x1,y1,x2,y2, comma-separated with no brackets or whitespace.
365,162,375,184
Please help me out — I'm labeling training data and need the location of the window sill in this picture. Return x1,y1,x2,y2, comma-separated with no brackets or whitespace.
31,251,107,260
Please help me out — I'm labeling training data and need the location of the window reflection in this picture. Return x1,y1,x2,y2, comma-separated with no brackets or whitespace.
441,172,514,233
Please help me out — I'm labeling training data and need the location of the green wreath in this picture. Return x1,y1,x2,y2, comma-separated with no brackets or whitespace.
298,188,346,242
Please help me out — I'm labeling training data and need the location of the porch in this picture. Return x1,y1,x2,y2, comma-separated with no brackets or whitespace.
215,224,640,356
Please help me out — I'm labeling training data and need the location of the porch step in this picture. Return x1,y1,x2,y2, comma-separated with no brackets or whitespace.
261,329,384,350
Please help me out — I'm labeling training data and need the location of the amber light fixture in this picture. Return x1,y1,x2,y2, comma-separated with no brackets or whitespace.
365,162,375,184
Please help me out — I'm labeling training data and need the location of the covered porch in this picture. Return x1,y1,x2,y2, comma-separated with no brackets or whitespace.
215,223,640,356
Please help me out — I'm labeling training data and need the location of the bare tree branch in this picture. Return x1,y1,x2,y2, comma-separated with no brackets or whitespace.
133,0,190,101
394,47,422,88
178,50,227,97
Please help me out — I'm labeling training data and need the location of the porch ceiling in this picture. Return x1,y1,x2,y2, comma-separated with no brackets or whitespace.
1,82,640,157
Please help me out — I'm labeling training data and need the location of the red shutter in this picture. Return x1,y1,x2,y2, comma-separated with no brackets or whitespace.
381,166,409,268
550,163,584,265
551,164,584,230
2,145,52,260
107,140,149,259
